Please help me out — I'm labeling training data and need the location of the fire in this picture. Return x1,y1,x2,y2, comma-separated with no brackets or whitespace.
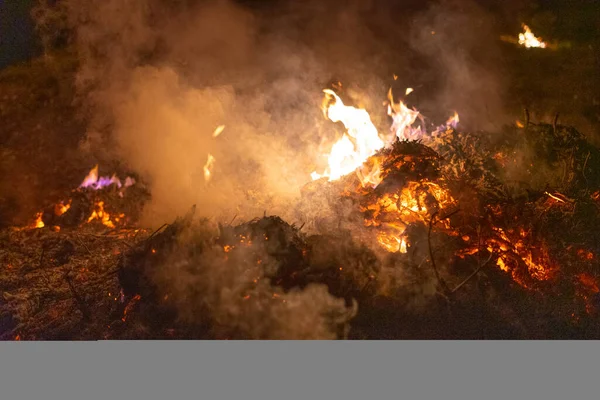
363,181,457,252
356,158,383,189
204,154,216,183
311,89,384,182
79,165,136,190
87,201,116,229
387,89,421,140
32,212,44,228
484,227,557,285
446,112,459,129
377,232,408,253
54,200,71,216
518,24,546,49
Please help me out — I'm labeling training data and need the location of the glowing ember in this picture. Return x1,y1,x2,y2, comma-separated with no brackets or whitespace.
54,200,71,216
377,232,408,254
212,125,225,138
578,273,599,293
204,154,216,183
122,294,142,322
484,227,557,285
363,181,457,253
311,89,384,182
405,88,414,96
545,191,565,203
518,24,547,49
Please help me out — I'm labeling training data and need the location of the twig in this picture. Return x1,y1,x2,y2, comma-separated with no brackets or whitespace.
438,208,461,221
64,272,90,321
228,214,238,226
298,222,306,231
428,211,450,295
451,251,494,294
583,151,591,183
553,113,559,134
147,224,168,241
75,235,92,255
39,247,45,269
525,108,530,128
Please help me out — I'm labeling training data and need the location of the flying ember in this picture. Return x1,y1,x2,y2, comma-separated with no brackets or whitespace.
204,154,216,183
212,125,225,138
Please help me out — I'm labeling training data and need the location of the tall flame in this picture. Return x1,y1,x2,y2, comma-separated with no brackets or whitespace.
387,89,421,141
312,89,384,182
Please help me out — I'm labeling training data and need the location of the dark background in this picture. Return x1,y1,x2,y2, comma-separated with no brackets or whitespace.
0,0,39,69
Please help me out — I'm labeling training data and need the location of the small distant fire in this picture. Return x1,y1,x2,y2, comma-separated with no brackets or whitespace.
28,165,136,231
87,200,124,229
518,24,546,49
80,164,136,190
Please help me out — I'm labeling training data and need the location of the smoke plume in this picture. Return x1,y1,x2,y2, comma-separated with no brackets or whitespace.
61,0,508,226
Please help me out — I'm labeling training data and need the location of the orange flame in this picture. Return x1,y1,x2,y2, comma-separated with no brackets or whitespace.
365,181,457,253
87,201,115,229
518,24,546,49
32,212,44,229
387,88,421,140
312,89,384,182
54,200,72,216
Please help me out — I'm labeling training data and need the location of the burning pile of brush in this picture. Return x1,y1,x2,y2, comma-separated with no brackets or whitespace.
108,84,600,339
4,82,600,340
27,165,146,232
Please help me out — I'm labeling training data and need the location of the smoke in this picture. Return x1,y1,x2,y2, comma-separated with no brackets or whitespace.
44,0,516,337
61,0,510,227
407,0,510,131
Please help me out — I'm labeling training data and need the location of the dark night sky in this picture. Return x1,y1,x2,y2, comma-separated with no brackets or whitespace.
0,0,38,69
0,0,598,70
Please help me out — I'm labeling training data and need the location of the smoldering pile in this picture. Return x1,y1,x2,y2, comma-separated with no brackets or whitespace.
4,121,600,340
111,120,600,339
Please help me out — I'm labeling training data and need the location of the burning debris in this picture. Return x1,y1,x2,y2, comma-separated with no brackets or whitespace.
518,24,547,49
3,83,600,339
25,165,145,232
